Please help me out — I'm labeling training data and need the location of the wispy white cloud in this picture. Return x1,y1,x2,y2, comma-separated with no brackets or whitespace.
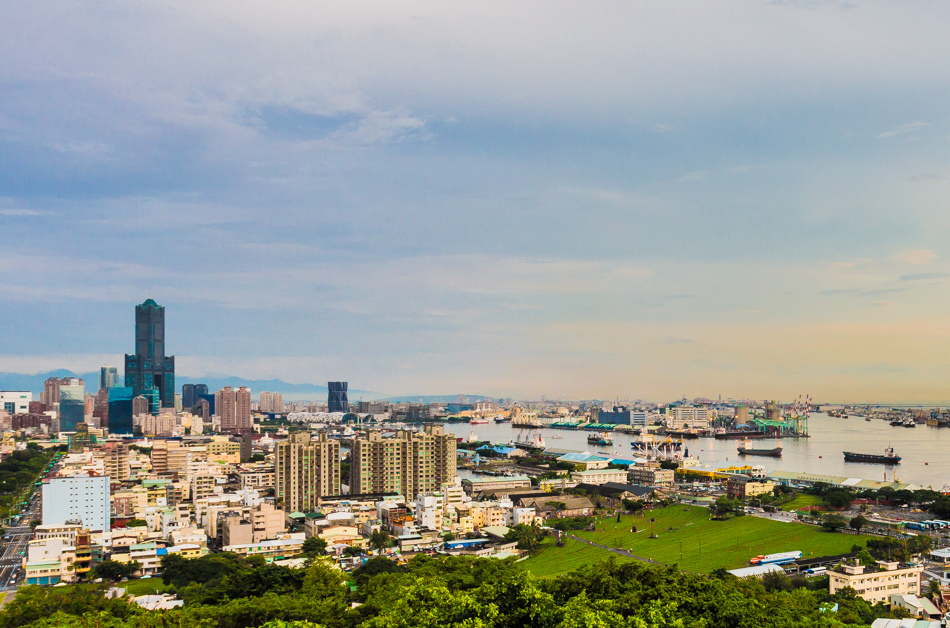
890,249,937,265
877,121,930,139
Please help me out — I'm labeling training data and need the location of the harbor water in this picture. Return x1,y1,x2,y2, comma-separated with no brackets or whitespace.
443,413,950,489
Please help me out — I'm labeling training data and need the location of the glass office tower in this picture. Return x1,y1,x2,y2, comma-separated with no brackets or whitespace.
99,366,119,389
328,381,348,413
124,298,175,408
59,384,85,432
107,387,134,435
181,383,208,409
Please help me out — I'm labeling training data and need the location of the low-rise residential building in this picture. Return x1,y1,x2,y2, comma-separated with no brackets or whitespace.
25,560,62,585
629,465,675,487
222,538,304,560
462,476,531,495
570,469,629,485
828,561,923,604
726,477,776,500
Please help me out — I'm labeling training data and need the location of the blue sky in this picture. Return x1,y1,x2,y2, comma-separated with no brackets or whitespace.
2,1,950,401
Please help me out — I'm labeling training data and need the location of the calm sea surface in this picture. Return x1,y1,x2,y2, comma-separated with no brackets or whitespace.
443,413,950,489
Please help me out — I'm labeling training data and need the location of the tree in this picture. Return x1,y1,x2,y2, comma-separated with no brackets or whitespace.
441,532,455,542
930,579,942,600
90,560,140,581
823,490,853,509
302,536,327,557
762,570,790,592
822,514,848,532
545,501,567,516
856,549,875,566
849,515,868,533
621,499,644,514
369,529,393,553
301,561,345,599
504,523,542,552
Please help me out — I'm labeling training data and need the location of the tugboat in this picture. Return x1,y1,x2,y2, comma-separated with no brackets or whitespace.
843,447,901,464
737,439,783,458
902,419,917,428
889,418,904,427
587,432,613,446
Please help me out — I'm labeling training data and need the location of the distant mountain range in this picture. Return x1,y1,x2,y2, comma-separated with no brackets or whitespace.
0,370,493,404
0,370,380,400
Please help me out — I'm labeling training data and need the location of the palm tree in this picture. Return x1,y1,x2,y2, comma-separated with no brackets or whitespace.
369,529,392,554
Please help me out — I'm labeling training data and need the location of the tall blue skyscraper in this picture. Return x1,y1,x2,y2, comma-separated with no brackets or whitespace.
328,381,348,413
107,387,134,435
124,298,175,407
99,366,119,389
58,384,85,432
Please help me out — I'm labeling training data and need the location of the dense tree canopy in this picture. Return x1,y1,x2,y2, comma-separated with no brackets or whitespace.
0,551,913,628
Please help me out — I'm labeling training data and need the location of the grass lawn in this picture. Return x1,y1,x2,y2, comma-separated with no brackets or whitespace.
781,494,825,512
520,537,627,577
121,578,174,596
521,505,870,576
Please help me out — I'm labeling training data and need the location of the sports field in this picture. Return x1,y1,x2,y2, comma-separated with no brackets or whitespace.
521,504,870,576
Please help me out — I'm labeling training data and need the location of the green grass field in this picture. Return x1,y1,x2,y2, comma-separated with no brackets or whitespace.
781,494,824,511
519,536,626,577
121,578,173,596
521,505,869,576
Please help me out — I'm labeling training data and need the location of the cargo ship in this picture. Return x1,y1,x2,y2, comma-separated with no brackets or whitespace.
714,430,767,440
843,447,900,464
737,440,783,457
512,434,546,450
587,432,613,446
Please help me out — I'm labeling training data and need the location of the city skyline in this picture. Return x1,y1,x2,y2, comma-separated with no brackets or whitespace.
3,3,950,401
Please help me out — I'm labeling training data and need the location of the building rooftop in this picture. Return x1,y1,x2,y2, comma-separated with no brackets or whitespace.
572,469,626,476
463,475,530,485
557,453,609,463
767,470,919,491
727,564,785,578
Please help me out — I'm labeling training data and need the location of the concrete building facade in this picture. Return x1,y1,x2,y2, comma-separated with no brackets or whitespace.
275,431,340,512
41,475,110,532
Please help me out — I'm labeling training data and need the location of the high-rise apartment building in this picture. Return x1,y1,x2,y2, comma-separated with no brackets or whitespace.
132,395,150,417
272,392,283,413
259,392,273,413
58,383,86,432
275,432,340,512
102,441,130,482
328,382,348,413
124,298,175,408
41,475,110,532
99,366,119,389
350,424,457,499
216,386,252,434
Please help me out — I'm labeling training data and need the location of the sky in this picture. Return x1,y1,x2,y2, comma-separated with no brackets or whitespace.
2,1,950,402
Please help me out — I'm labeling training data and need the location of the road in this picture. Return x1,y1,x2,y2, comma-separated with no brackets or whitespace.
0,491,42,592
